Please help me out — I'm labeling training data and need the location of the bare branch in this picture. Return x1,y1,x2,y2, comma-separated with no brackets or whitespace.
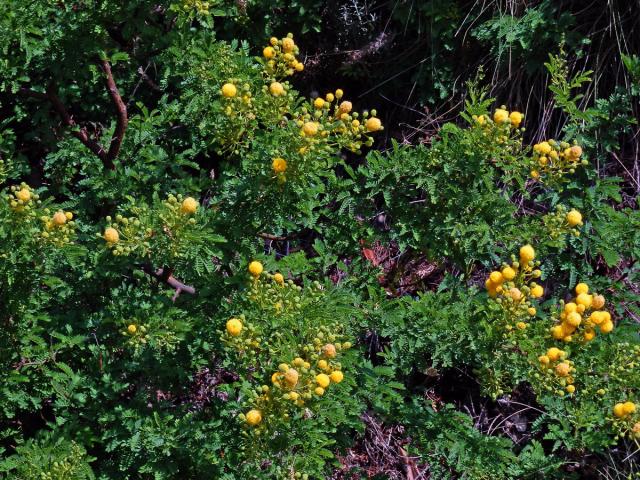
100,59,128,169
141,264,196,300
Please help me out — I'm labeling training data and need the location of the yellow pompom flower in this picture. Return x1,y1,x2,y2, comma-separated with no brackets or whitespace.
272,157,287,173
519,244,535,263
317,359,328,370
623,402,637,415
325,93,335,102
246,409,262,426
591,295,605,310
127,324,137,334
501,266,516,280
330,371,344,383
555,362,571,377
263,46,276,59
516,321,527,330
566,312,582,327
365,117,382,132
313,97,325,109
566,385,575,394
314,387,325,396
282,37,295,53
226,318,243,336
335,89,344,99
316,373,330,388
530,285,544,298
103,227,119,244
576,293,592,308
16,188,31,202
273,272,285,285
269,82,285,96
509,111,523,127
613,403,627,418
248,261,263,277
52,211,67,226
599,321,614,334
534,141,552,155
322,344,337,358
566,209,583,227
302,121,318,136
493,108,509,124
283,368,299,387
221,83,237,98
575,283,589,295
489,271,503,284
547,347,561,361
528,307,536,316
181,197,199,215
538,355,550,365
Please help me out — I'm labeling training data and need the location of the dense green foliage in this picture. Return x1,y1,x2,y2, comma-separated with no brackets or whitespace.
1,1,639,479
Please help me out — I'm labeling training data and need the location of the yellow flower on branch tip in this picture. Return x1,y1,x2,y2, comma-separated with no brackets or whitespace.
269,82,285,96
181,197,198,215
282,37,295,53
246,409,262,426
103,227,119,243
534,141,552,155
623,402,637,414
546,347,561,361
314,387,325,396
613,403,626,418
263,46,276,59
489,271,503,284
248,261,263,277
52,211,67,226
221,83,237,98
365,117,382,132
127,324,137,334
530,285,544,298
330,371,344,383
566,209,583,226
226,318,243,336
313,97,325,109
316,373,330,388
509,111,523,127
273,273,284,285
302,122,318,136
501,266,516,280
519,244,535,263
493,109,509,124
600,321,614,334
272,157,287,173
16,188,31,202
322,344,337,358
575,283,589,295
555,362,571,377
592,295,605,309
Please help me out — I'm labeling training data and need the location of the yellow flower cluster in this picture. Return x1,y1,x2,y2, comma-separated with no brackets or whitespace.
101,213,149,256
6,183,40,215
535,347,577,396
530,140,587,182
181,0,210,15
100,194,198,257
611,401,640,439
240,329,350,431
472,107,523,130
542,205,583,240
39,209,75,247
121,322,149,350
550,282,612,343
485,244,542,331
221,314,261,360
262,34,304,78
246,261,323,316
296,89,382,154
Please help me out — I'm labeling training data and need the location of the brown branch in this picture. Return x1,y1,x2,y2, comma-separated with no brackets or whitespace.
17,59,128,171
258,232,290,241
141,265,196,301
100,59,128,169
